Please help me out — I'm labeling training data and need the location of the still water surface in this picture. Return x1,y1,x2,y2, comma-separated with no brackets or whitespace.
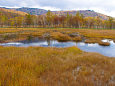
0,38,114,57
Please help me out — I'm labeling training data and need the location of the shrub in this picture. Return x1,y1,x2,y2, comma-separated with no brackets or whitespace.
72,37,82,42
98,41,110,46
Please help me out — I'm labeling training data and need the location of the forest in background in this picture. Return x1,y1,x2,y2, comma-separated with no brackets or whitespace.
0,9,115,29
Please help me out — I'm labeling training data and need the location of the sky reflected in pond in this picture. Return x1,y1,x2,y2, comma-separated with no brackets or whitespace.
0,38,115,57
77,40,115,57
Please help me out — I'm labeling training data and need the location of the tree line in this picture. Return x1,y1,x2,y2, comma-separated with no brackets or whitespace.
0,10,115,29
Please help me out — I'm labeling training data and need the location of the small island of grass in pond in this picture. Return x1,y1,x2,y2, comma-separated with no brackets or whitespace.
0,36,115,57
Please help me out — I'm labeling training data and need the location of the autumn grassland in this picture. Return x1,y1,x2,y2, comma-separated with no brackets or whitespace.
0,28,114,86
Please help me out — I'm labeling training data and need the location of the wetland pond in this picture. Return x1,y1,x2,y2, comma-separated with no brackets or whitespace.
0,37,115,57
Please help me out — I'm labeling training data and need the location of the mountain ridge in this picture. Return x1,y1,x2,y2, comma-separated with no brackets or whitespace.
1,7,110,20
9,7,48,15
48,10,109,20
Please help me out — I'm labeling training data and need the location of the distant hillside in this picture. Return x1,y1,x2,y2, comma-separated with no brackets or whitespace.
0,7,27,17
2,7,110,20
10,7,48,15
48,10,109,20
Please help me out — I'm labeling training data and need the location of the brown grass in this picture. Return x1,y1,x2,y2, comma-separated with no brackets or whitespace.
0,28,114,85
72,37,82,42
0,46,114,86
51,32,71,42
1,28,115,40
99,41,110,46
1,28,115,42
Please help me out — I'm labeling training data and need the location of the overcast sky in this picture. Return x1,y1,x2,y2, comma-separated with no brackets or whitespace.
0,0,115,17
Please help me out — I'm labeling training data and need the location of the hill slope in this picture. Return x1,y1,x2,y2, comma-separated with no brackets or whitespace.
0,7,28,18
10,7,48,15
2,7,109,20
50,10,109,20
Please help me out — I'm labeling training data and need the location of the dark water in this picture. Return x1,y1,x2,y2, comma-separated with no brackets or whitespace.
0,37,115,57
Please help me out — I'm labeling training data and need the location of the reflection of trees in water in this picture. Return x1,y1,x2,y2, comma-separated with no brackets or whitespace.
47,39,50,46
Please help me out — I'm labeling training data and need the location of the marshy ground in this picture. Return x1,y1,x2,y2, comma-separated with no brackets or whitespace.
0,28,115,86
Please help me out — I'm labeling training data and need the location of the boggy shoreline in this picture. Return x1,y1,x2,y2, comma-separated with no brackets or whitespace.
0,28,114,46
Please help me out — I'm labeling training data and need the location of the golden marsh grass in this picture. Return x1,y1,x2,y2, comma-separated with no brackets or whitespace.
0,28,115,85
